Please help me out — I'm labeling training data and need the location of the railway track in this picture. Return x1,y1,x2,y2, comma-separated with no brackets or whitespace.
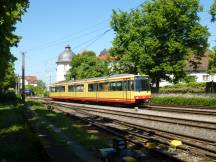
29,98,216,160
147,105,216,115
43,100,216,160
30,97,216,114
52,106,184,162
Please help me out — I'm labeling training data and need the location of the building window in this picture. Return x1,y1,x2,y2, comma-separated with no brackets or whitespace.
203,75,209,81
64,64,67,70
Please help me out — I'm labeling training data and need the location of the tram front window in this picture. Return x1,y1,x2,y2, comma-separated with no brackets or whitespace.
135,76,150,91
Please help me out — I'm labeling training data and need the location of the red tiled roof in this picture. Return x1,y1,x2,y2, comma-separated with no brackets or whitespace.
185,49,211,72
19,76,38,84
26,76,37,84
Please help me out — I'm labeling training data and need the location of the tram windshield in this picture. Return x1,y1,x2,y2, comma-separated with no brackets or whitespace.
134,76,150,91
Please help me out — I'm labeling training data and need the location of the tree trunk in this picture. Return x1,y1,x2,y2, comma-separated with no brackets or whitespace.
155,78,160,93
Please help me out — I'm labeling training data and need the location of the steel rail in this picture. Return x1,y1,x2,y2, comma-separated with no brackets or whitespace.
47,101,216,142
30,97,216,117
52,106,184,162
147,105,216,115
56,105,216,151
29,97,216,112
49,101,216,123
53,105,216,160
49,103,216,142
50,102,216,127
30,99,216,156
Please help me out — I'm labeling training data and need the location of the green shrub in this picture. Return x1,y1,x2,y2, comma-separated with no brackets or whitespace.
0,91,20,104
152,96,216,106
160,82,206,93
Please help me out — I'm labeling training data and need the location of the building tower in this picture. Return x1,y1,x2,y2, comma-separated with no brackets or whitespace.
56,45,75,82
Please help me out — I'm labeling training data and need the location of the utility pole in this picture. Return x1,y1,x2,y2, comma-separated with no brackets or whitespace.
49,72,52,84
45,69,52,84
22,52,25,104
15,74,19,94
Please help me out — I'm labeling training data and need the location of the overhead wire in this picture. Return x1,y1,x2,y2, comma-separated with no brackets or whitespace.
26,2,145,52
27,25,110,52
26,1,214,83
26,17,109,50
82,29,111,50
25,1,214,53
41,28,111,67
73,29,111,50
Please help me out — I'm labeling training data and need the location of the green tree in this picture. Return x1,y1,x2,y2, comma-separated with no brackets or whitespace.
110,0,209,92
182,75,197,83
208,48,216,74
26,80,47,96
210,0,216,22
66,51,109,80
208,0,216,74
0,63,16,92
0,0,29,88
37,80,46,89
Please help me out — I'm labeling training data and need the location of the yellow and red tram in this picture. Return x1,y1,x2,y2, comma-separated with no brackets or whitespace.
48,74,151,106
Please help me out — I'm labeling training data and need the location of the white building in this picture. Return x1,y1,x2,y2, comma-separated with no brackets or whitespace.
159,49,216,87
56,45,75,82
186,49,216,83
18,75,38,87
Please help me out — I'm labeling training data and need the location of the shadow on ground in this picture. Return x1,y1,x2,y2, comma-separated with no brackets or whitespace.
0,104,47,162
30,104,110,150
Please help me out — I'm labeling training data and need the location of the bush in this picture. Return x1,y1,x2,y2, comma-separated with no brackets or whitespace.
151,96,216,106
160,82,206,93
0,91,20,104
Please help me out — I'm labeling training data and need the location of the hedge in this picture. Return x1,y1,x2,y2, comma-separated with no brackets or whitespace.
160,82,206,93
151,96,216,106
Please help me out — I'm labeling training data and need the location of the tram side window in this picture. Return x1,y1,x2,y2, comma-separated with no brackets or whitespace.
98,83,103,91
98,83,108,91
122,81,134,91
88,84,97,92
128,80,134,91
122,81,127,91
108,82,123,91
50,87,56,92
135,77,150,91
68,85,76,92
76,85,84,92
56,86,65,92
109,82,116,91
116,82,122,91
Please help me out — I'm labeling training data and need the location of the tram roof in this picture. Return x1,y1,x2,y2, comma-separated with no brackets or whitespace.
50,74,148,86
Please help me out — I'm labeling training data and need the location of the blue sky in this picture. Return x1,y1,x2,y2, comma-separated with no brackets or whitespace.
12,0,216,84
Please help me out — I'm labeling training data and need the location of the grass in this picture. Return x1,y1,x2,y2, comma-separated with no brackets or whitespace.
151,96,216,106
28,101,110,150
0,103,45,162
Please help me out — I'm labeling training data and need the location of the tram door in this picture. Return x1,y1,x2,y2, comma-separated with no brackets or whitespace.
123,80,131,103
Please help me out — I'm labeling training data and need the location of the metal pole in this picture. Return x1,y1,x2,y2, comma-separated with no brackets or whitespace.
17,75,20,94
22,52,25,103
15,75,18,94
50,72,51,84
